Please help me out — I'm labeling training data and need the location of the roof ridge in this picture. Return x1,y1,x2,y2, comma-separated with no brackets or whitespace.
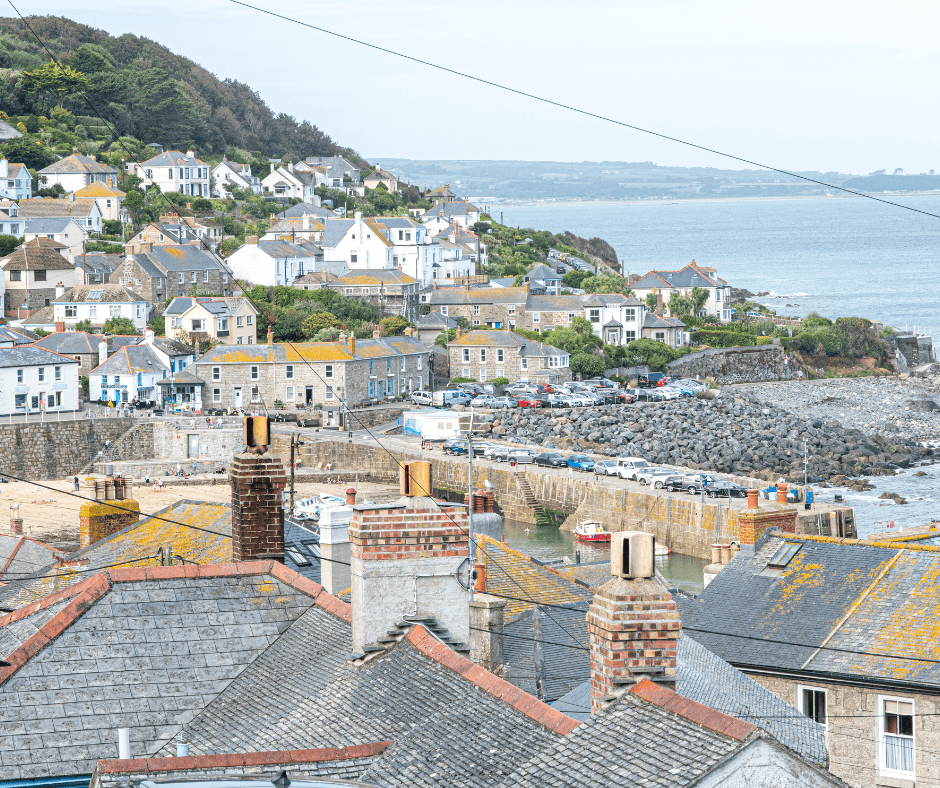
770,530,940,553
97,742,394,775
0,536,26,582
629,678,757,742
406,626,580,735
0,571,111,685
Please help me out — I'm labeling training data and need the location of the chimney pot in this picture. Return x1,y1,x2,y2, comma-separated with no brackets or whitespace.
775,482,789,505
372,328,381,339
346,488,357,506
474,561,486,593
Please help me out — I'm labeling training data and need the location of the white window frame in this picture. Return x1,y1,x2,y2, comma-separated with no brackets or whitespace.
521,358,528,370
479,349,486,363
879,695,915,779
212,388,221,403
212,366,220,381
250,365,259,380
285,364,294,379
285,385,294,401
325,364,334,379
797,685,827,729
440,305,448,315
325,385,335,400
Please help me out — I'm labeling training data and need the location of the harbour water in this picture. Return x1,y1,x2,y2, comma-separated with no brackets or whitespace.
497,195,940,330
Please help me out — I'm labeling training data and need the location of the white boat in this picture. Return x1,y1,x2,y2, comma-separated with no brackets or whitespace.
575,520,610,542
655,543,671,557
292,494,346,519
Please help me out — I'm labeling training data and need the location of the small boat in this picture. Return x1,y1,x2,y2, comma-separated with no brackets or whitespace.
575,520,611,542
655,544,671,557
292,494,346,520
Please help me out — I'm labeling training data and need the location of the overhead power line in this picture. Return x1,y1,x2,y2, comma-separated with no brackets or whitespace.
228,0,940,222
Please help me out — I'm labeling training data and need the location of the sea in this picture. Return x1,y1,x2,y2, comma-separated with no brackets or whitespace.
496,194,940,332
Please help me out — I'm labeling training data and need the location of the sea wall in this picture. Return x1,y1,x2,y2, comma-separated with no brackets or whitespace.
667,344,796,384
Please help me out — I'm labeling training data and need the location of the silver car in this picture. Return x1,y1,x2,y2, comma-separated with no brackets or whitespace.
593,460,618,476
490,397,519,409
470,395,496,407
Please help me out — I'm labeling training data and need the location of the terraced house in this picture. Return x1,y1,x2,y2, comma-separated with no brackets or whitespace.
193,335,429,410
447,329,571,384
325,269,420,322
428,285,528,329
0,237,80,312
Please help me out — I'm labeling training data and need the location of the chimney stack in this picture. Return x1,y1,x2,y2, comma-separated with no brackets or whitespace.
372,327,381,339
79,478,141,548
587,531,680,714
655,288,664,317
229,417,288,562
266,328,274,345
55,282,65,299
55,319,65,333
734,494,797,554
246,235,258,246
346,488,357,506
348,461,470,654
469,592,507,671
348,335,356,355
319,505,352,596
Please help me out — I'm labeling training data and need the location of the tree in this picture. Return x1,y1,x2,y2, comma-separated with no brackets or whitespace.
1,136,57,171
645,292,658,311
569,352,607,378
22,60,89,110
689,286,709,316
123,189,145,228
0,234,22,257
302,311,339,338
379,315,408,336
561,270,589,289
580,273,632,295
667,291,692,317
147,315,165,336
103,317,139,335
75,319,93,333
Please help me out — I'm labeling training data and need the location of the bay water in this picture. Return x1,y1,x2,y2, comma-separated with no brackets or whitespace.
498,195,940,330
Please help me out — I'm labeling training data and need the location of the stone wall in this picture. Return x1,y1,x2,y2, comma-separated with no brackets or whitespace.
152,421,243,460
0,418,135,480
667,344,796,384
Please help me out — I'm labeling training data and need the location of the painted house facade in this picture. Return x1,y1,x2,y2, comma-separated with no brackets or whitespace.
164,296,258,345
133,150,211,197
0,159,31,201
0,238,79,312
36,154,118,194
631,263,733,322
52,285,148,332
0,346,80,415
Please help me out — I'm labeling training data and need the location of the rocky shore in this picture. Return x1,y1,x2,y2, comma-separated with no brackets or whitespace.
742,377,940,441
475,393,930,483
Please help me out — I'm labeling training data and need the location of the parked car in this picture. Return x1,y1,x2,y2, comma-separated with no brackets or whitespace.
533,394,562,408
432,390,472,408
657,388,681,401
534,451,567,467
470,395,496,407
616,457,653,480
707,480,749,498
489,397,519,409
494,447,537,464
593,460,618,476
470,440,499,457
482,443,505,459
662,385,694,398
625,388,663,402
446,440,470,456
441,438,462,454
515,396,543,409
584,377,617,388
638,373,667,388
666,473,722,494
410,390,434,406
567,454,596,472
635,467,675,485
658,473,686,490
674,378,708,392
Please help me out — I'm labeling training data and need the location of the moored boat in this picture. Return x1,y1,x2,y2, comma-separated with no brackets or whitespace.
575,520,610,542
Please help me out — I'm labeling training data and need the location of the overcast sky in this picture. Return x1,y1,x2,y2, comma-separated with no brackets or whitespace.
21,0,940,173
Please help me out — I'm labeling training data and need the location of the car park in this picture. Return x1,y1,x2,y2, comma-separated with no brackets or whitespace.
534,451,567,467
666,473,722,494
625,388,663,402
494,447,537,464
515,396,542,409
706,480,749,498
635,467,674,485
657,388,681,401
470,395,496,407
567,454,596,472
638,373,667,388
489,397,519,409
593,460,618,476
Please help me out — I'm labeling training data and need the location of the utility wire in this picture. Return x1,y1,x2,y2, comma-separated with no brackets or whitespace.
227,0,940,223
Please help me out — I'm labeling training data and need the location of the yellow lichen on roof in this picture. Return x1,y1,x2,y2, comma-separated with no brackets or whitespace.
164,247,185,259
215,348,273,363
450,331,512,347
75,182,126,198
355,344,395,359
477,534,590,617
384,338,420,353
283,343,352,362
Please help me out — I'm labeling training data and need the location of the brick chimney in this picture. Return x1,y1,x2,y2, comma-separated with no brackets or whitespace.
348,335,356,355
246,235,258,246
229,417,288,562
266,328,274,345
655,288,664,317
587,531,680,714
348,461,470,654
372,327,381,339
54,320,65,333
733,497,797,555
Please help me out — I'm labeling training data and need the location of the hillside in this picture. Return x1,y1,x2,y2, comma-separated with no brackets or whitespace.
0,15,355,163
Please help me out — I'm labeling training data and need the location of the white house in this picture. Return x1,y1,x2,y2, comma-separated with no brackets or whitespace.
18,195,102,235
0,160,31,201
421,201,481,234
52,284,149,332
261,162,321,203
630,263,733,322
36,154,118,194
0,346,80,415
22,218,86,259
0,200,22,237
321,212,399,271
73,182,125,222
89,330,194,405
226,236,339,287
212,159,262,196
302,156,360,188
133,150,211,197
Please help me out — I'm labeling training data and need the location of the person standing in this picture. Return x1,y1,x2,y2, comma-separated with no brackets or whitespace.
73,474,80,491
176,462,182,477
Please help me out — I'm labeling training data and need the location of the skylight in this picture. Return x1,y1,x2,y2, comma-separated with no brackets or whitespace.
767,542,802,568
88,289,103,300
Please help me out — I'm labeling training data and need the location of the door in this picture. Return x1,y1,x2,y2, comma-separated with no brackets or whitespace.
306,386,313,404
188,434,199,458
233,387,242,408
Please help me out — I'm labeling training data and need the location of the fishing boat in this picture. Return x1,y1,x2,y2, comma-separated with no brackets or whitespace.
655,543,671,557
574,520,610,542
292,494,346,520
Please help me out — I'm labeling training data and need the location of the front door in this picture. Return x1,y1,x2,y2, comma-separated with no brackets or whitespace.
306,386,313,404
233,387,242,408
187,434,199,458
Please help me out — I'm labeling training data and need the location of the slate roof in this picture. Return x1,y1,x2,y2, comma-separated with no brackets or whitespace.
139,150,207,168
488,277,517,288
1,238,72,270
502,679,757,788
18,197,98,219
525,263,561,282
632,264,725,290
145,245,226,272
0,345,80,369
277,202,337,220
525,294,587,312
416,312,457,330
23,217,82,234
77,253,123,278
0,535,61,585
74,182,125,198
21,306,55,327
293,271,337,286
447,330,568,357
91,344,166,376
681,534,940,690
32,331,100,355
644,312,686,329
321,218,355,248
429,287,527,305
423,201,477,218
38,154,117,176
0,325,37,345
257,239,317,259
0,562,318,780
54,285,143,304
330,270,417,286
0,118,22,139
196,337,428,366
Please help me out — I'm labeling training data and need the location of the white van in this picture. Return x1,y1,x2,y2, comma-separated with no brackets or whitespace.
616,457,652,480
410,390,433,406
432,390,472,408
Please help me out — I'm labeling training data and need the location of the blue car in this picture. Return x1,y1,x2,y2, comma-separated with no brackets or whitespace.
567,453,595,472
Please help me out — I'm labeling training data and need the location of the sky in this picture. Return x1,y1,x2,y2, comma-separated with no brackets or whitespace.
14,0,940,173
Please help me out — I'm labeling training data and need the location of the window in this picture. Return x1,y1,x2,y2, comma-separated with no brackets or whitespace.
101,375,108,386
532,312,540,323
325,364,333,379
440,306,448,315
37,367,45,382
247,315,252,325
114,375,121,385
135,279,141,288
473,319,480,326
767,542,802,568
33,270,46,282
387,358,392,373
369,360,375,375
625,330,636,342
655,331,666,342
350,254,357,263
462,349,470,362
248,336,253,344
9,270,20,281
236,336,243,345
497,349,504,362
521,358,528,370
213,388,221,403
250,365,259,380
326,385,335,400
178,273,184,284
65,306,77,318
286,365,294,379
589,308,600,323
54,366,61,381
251,387,260,403
400,356,405,371
881,698,915,776
508,305,516,315
480,368,486,381
625,308,636,321
212,366,221,381
496,368,504,378
237,316,243,327
191,271,197,283
286,385,294,401
799,687,827,726
479,349,486,363
461,368,470,378
473,305,480,315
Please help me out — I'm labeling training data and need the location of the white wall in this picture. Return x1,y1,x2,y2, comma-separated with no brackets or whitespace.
53,300,148,331
0,360,80,415
696,738,842,787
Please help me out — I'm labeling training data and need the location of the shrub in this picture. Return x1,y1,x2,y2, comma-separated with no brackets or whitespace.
569,352,607,378
487,377,509,387
756,336,773,345
802,312,832,330
449,376,476,384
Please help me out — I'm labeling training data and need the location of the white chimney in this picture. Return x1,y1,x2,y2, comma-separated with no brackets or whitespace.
186,150,195,159
301,213,310,231
117,728,130,760
144,329,155,344
55,282,64,298
98,340,109,366
319,505,351,596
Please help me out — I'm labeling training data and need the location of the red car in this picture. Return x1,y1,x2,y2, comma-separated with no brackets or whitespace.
515,396,542,409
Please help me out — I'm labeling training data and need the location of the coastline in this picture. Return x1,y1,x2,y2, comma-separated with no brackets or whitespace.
483,192,940,209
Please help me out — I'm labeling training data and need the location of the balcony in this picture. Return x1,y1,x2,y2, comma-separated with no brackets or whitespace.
217,330,230,337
